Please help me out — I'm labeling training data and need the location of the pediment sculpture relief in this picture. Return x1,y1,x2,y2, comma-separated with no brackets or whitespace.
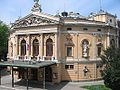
66,34,73,41
13,15,58,28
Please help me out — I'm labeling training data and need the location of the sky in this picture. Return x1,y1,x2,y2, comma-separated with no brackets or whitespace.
0,0,120,24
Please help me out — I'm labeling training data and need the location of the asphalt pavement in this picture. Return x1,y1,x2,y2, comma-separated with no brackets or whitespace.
0,70,104,90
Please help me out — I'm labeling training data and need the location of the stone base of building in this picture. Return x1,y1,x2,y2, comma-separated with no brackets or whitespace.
10,61,103,84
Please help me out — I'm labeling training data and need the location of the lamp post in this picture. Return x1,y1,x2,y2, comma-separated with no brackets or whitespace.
0,67,1,85
12,67,14,87
26,68,29,90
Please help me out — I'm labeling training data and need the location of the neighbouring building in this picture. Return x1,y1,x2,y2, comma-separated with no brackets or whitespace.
7,0,119,83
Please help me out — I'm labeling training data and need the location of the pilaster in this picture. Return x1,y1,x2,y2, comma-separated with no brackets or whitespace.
93,35,97,59
40,34,43,58
55,33,58,60
107,32,110,47
26,35,30,57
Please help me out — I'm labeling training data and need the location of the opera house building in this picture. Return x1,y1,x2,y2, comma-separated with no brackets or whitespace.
6,0,119,84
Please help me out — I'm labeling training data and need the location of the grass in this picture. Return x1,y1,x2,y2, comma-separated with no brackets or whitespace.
81,85,111,90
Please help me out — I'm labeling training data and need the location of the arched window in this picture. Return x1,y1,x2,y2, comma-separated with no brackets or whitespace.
33,39,39,56
82,39,89,58
21,39,26,56
46,38,53,56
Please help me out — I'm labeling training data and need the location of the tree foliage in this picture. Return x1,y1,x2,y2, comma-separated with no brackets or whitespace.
101,46,120,90
0,21,9,60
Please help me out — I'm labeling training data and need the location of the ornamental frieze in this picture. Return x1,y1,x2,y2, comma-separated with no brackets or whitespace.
66,34,73,41
13,15,58,28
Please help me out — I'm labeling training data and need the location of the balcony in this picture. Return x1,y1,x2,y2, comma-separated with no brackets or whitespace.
14,56,57,62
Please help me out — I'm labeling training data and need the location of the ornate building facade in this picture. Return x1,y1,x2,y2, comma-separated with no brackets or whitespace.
8,0,119,83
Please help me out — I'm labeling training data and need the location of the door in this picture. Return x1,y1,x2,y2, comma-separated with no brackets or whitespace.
31,68,38,80
45,67,52,82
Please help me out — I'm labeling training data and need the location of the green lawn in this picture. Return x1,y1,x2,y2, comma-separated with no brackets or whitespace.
81,85,111,90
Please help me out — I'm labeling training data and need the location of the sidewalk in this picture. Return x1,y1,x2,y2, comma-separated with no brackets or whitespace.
0,75,104,90
60,80,104,90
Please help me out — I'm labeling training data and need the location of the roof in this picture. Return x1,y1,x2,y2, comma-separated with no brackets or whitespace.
89,10,116,18
0,60,56,68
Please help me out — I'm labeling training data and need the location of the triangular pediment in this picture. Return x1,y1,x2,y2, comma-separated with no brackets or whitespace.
13,12,60,28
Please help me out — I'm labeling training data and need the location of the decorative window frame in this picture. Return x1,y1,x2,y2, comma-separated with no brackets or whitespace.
65,65,74,70
66,46,73,57
65,34,74,58
20,39,27,56
32,38,39,57
96,43,103,57
81,39,90,58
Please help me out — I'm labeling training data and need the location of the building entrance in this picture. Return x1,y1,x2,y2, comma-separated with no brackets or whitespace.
45,67,52,82
31,68,38,80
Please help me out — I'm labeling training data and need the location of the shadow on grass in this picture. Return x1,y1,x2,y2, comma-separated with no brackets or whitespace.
81,85,111,90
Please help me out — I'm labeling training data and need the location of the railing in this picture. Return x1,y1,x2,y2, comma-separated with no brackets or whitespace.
15,56,57,62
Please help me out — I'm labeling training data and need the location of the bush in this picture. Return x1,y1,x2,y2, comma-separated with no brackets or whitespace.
101,46,120,90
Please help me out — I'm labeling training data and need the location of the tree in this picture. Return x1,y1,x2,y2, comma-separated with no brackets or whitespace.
101,46,120,90
0,21,9,61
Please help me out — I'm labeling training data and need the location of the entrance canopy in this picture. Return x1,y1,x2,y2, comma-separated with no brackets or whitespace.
0,60,56,68
0,60,56,89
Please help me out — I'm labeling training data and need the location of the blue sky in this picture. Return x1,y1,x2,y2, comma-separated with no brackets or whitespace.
0,0,120,24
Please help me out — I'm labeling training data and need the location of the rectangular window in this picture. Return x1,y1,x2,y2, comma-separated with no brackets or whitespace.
83,28,88,31
65,65,74,69
65,65,69,69
97,29,101,31
67,47,72,57
97,47,101,57
67,28,72,30
70,65,74,69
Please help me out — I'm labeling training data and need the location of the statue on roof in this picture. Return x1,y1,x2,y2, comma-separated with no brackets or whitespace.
34,0,39,3
32,0,42,12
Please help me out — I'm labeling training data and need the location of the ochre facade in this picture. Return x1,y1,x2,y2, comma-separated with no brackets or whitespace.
8,1,119,83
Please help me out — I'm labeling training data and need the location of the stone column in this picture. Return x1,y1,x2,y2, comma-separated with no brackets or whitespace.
13,36,17,59
56,64,61,83
18,37,20,56
93,35,96,59
53,43,55,59
16,35,18,56
58,30,61,61
107,32,110,47
8,40,10,58
44,36,46,56
16,35,19,60
40,34,43,59
12,38,15,59
26,35,30,58
55,33,58,60
43,35,46,60
31,39,33,57
19,38,21,56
